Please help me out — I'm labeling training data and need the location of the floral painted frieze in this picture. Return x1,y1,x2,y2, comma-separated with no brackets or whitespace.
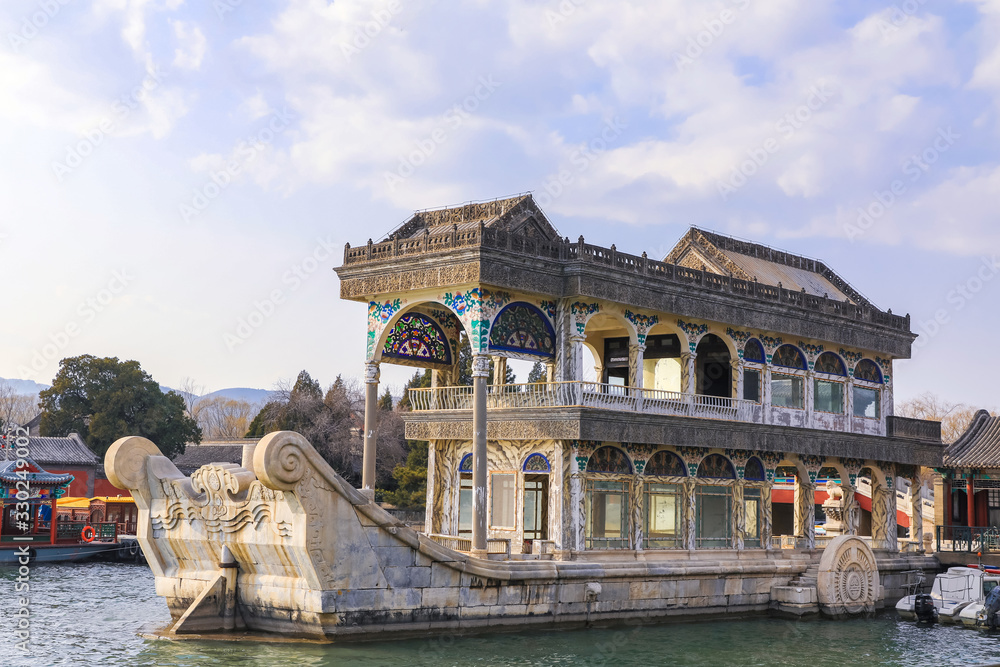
798,342,825,370
758,335,784,363
441,288,512,353
571,302,600,336
625,310,660,346
539,300,558,320
875,357,893,386
366,298,405,359
727,328,754,357
677,320,708,352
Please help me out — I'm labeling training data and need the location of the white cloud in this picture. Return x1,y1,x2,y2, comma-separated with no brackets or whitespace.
170,20,206,70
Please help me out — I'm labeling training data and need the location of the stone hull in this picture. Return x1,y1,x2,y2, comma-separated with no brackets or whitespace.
104,432,938,641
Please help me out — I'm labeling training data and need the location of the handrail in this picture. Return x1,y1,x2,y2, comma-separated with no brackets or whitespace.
936,525,1000,554
343,226,911,332
407,382,760,423
427,533,511,557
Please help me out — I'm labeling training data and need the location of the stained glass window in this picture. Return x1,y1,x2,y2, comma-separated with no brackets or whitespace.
744,457,765,482
488,303,556,359
523,453,551,473
854,359,883,384
772,345,807,370
697,454,736,479
459,454,473,472
814,352,846,376
744,338,765,364
644,450,687,477
383,313,452,365
586,447,633,474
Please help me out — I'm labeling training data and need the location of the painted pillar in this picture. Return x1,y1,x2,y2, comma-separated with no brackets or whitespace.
805,370,816,428
424,442,437,535
546,362,556,383
471,354,491,556
843,482,859,536
762,365,772,425
968,475,976,528
733,360,743,402
362,361,380,492
569,334,587,383
551,441,565,554
732,480,746,550
682,353,697,395
871,478,890,550
493,357,508,386
847,378,856,433
886,476,899,552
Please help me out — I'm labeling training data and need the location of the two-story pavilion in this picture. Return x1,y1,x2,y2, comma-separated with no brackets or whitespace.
335,194,943,560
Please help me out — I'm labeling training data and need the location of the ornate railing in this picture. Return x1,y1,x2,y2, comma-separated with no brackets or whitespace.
935,526,1000,554
407,382,759,423
427,534,512,557
887,416,942,443
343,227,911,332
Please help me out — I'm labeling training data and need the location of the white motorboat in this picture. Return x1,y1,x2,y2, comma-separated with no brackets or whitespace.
896,567,985,623
956,574,1000,627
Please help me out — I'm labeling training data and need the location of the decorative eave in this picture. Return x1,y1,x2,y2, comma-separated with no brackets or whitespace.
943,410,1000,469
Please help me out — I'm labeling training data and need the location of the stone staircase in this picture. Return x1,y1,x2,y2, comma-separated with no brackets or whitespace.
770,562,820,616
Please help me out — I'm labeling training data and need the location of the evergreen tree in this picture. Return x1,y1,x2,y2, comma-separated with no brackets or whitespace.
527,361,547,383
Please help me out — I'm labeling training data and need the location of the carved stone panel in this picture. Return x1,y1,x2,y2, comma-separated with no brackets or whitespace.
817,535,881,618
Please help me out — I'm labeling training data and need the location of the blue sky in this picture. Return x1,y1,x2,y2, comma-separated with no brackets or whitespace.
1,0,998,407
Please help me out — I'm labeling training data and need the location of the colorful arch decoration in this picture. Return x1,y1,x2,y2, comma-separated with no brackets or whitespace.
772,344,807,371
697,454,736,479
523,453,551,472
459,454,473,472
815,352,847,376
644,450,687,477
586,446,633,474
488,302,555,359
744,338,765,364
854,359,884,384
744,457,766,481
382,313,452,367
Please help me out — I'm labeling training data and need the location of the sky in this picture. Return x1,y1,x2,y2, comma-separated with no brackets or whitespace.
1,0,998,407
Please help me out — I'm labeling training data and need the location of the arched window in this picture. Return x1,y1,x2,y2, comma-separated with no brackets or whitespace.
697,454,736,479
743,338,765,364
854,359,883,384
772,345,807,371
459,454,473,472
523,453,551,473
382,313,453,366
815,352,846,376
744,457,766,482
644,450,687,477
586,447,633,474
488,302,556,359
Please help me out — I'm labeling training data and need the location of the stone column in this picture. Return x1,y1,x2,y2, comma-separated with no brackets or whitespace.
733,481,746,550
847,378,856,432
683,477,698,551
872,480,889,550
886,478,899,552
909,475,925,552
546,362,556,383
569,334,587,383
843,482,859,536
629,343,645,389
471,354,491,556
762,365,772,425
424,442,437,534
681,352,697,395
493,357,508,386
762,482,774,550
551,442,565,554
362,361,380,493
805,370,816,427
733,360,743,402
794,475,816,549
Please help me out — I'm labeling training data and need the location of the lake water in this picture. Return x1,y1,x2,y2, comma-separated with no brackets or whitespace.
3,562,1000,667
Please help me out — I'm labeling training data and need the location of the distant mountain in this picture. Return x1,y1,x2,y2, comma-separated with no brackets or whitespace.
0,377,49,395
197,388,275,405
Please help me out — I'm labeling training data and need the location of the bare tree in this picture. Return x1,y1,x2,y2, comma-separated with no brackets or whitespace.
194,397,259,440
897,392,998,444
0,382,39,430
177,377,204,418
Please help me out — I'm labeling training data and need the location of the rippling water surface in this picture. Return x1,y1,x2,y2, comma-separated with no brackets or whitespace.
3,563,1000,667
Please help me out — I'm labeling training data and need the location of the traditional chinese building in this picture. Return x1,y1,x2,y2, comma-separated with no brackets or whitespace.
335,194,943,565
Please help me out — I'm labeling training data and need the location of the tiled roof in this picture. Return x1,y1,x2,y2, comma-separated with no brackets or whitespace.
22,434,99,467
386,194,561,242
172,441,249,474
944,410,1000,468
0,459,76,486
